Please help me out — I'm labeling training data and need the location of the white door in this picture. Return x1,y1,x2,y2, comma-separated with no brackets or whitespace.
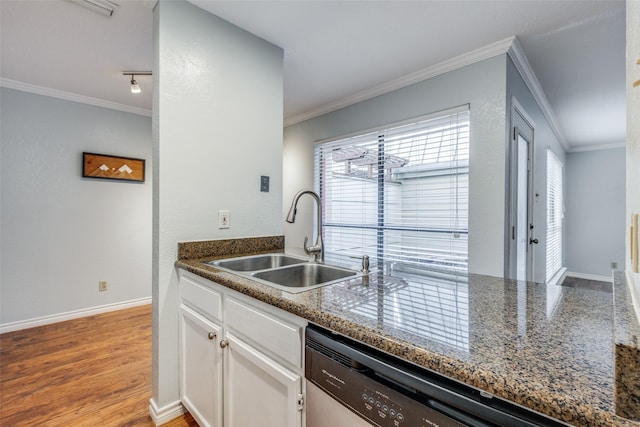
180,305,223,427
224,333,303,427
508,100,536,282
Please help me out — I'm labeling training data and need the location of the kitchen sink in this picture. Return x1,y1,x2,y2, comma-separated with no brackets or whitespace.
206,254,308,272
252,263,357,289
204,253,360,293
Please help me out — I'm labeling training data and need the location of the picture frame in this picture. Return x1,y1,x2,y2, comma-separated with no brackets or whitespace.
82,152,145,183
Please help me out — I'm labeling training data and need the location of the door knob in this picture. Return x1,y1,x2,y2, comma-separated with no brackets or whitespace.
529,238,539,244
208,332,216,340
220,340,229,349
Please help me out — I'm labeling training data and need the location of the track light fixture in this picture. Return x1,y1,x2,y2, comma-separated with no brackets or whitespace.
130,76,141,94
70,0,119,17
122,71,152,94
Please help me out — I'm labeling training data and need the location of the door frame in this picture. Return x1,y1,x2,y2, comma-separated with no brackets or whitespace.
506,98,536,282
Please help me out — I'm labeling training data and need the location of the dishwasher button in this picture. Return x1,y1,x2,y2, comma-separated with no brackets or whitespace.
397,413,405,422
389,409,397,417
362,394,368,401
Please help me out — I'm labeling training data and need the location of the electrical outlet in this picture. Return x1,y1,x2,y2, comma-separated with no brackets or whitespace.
99,281,108,292
218,210,230,229
611,261,618,269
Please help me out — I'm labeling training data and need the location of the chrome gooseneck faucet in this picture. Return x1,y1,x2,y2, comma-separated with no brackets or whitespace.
286,189,324,263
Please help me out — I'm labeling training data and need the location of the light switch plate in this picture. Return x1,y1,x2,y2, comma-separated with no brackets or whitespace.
218,210,230,229
260,175,270,192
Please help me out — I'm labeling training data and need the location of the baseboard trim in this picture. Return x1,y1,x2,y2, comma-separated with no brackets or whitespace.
0,297,151,334
565,271,612,283
149,398,185,426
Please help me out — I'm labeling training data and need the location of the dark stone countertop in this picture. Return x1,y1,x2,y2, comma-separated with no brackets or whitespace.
175,237,640,427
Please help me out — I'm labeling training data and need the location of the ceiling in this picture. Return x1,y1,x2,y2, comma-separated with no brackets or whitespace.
0,0,626,151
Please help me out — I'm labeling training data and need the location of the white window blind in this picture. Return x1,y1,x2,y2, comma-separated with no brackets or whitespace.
314,106,469,274
546,149,563,282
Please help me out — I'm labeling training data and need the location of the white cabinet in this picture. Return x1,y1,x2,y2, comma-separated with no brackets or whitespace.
179,305,223,427
225,332,302,427
225,297,302,369
179,271,306,427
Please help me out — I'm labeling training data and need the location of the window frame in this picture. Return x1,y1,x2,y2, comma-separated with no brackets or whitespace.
546,149,564,282
313,105,470,274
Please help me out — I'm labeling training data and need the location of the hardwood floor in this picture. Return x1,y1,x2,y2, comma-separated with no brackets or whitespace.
0,305,198,427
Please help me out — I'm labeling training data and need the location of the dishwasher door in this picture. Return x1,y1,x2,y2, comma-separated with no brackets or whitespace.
306,380,372,427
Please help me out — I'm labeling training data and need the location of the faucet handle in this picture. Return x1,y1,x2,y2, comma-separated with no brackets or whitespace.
362,255,369,273
349,255,370,274
303,237,321,259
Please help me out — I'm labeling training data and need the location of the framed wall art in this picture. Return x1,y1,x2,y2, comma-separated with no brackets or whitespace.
82,152,145,183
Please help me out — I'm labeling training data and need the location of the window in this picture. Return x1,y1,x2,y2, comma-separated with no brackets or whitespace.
546,149,563,282
314,106,469,274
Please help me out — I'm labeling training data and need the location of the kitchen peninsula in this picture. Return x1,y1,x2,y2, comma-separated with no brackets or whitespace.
176,236,640,427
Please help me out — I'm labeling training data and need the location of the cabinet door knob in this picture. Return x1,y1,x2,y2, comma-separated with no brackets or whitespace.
208,332,216,340
219,339,229,349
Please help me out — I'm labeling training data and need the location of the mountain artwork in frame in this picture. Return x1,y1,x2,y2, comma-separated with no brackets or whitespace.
82,152,145,183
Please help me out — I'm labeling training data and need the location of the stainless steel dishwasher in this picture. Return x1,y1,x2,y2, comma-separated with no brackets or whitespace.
305,325,570,427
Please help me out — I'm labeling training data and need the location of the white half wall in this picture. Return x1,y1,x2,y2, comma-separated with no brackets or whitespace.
0,88,152,326
153,0,284,411
284,56,507,278
565,148,625,277
627,0,640,320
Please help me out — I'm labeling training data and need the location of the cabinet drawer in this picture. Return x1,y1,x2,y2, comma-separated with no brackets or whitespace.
226,297,302,369
180,273,222,322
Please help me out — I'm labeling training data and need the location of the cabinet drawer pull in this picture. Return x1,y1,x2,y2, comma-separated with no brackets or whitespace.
219,339,229,349
208,332,216,340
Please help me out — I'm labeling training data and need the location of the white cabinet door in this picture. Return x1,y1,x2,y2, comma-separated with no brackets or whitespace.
180,305,223,427
224,332,302,427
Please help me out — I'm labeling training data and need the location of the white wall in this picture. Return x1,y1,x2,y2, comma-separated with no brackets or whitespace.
565,148,625,278
627,0,640,318
153,0,284,414
506,57,566,283
0,88,152,326
284,56,507,278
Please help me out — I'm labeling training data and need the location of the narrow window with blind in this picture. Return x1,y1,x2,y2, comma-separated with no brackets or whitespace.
546,149,563,282
314,106,469,275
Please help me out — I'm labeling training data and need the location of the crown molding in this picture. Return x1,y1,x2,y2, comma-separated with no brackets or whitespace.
0,78,152,117
284,37,571,155
506,38,569,151
284,36,516,127
567,141,626,153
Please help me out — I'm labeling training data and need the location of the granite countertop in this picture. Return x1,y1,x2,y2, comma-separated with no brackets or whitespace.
613,270,640,421
175,237,639,427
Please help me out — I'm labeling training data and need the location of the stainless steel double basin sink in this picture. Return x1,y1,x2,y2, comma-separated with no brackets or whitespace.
204,253,358,293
